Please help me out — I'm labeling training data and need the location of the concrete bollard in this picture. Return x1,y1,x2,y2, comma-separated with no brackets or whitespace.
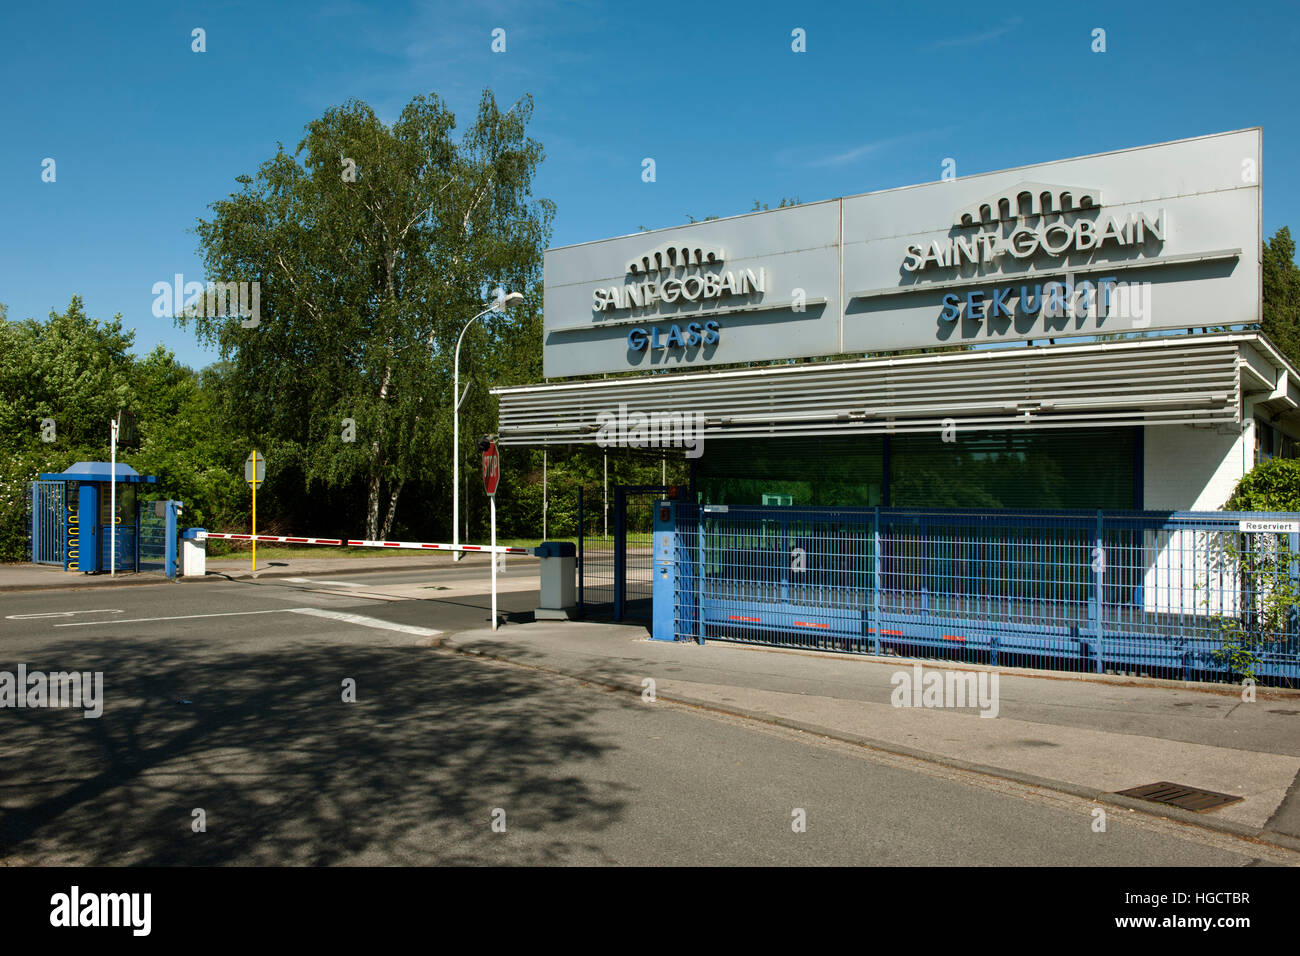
533,541,576,620
181,528,207,578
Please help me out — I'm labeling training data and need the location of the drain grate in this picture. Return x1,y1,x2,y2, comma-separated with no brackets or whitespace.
1115,781,1243,812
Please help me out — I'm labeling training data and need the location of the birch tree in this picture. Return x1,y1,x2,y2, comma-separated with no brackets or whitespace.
183,90,551,538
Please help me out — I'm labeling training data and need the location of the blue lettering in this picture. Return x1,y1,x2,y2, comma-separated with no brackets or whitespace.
686,321,703,347
1019,285,1042,315
627,327,649,350
966,291,985,321
703,320,720,345
665,324,685,348
651,326,663,350
939,293,960,321
1097,276,1118,312
990,287,1014,318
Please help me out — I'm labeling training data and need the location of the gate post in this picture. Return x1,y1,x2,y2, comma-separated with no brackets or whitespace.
614,486,625,621
165,501,181,580
29,481,37,564
1094,510,1105,673
696,503,706,644
872,507,882,656
1288,529,1300,642
577,486,584,616
652,500,676,641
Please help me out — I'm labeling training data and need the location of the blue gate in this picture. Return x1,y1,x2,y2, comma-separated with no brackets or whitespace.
137,499,167,573
658,504,1300,686
614,485,668,620
28,480,65,565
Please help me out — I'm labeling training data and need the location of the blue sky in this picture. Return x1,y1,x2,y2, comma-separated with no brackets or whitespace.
2,0,1298,370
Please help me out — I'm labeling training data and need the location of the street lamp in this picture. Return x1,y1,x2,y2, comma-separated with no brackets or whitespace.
453,290,524,560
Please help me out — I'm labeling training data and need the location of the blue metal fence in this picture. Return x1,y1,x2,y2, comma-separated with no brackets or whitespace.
670,505,1300,686
28,481,65,565
137,500,167,573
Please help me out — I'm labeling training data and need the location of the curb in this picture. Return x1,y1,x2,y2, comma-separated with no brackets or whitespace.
435,634,1300,856
0,574,177,593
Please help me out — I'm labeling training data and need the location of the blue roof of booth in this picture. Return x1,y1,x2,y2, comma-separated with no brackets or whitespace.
39,462,158,483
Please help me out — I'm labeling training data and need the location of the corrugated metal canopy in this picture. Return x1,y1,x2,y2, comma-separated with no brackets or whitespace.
38,462,158,482
493,334,1277,446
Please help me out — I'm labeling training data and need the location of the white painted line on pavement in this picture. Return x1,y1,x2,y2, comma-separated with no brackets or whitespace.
46,605,441,638
7,609,123,620
288,607,442,637
54,608,313,627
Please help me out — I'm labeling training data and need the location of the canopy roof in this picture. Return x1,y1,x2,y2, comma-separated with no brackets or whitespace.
39,462,158,483
493,333,1300,447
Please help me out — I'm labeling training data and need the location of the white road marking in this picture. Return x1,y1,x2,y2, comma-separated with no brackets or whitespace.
6,609,123,620
288,607,442,637
45,605,441,638
54,608,312,627
283,577,370,588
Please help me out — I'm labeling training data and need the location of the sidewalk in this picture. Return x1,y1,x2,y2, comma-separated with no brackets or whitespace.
0,552,519,591
439,620,1300,851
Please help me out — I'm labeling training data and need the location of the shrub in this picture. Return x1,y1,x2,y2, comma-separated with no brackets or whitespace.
1226,458,1300,512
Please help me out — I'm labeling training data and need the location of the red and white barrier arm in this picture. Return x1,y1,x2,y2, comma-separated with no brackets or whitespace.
197,533,530,555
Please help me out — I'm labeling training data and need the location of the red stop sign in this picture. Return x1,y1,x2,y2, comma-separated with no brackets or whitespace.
482,442,500,496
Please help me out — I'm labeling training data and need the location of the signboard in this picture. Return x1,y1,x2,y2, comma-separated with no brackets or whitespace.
244,450,265,486
1239,519,1300,534
542,129,1261,378
482,442,500,497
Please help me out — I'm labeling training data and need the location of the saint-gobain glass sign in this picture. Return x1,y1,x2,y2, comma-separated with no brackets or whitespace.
541,129,1260,378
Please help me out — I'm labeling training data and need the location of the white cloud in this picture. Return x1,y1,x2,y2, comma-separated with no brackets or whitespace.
928,16,1022,50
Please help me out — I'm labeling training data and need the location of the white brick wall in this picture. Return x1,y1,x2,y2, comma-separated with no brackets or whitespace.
1140,421,1250,615
1143,422,1249,511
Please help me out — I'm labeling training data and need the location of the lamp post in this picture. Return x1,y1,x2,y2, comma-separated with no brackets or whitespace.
453,290,523,560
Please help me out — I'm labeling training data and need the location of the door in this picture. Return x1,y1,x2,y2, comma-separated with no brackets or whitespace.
615,485,669,620
78,484,99,573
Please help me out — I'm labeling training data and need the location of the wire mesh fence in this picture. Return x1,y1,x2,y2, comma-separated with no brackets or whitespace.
672,504,1300,686
27,481,65,565
578,484,616,615
137,500,167,573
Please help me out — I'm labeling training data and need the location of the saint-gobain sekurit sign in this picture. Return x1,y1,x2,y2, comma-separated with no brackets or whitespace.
541,129,1260,378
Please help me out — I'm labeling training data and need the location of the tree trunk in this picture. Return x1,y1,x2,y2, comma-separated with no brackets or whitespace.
365,469,382,540
364,357,395,540
379,479,404,541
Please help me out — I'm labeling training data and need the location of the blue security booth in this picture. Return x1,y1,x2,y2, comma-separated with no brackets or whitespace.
31,462,182,577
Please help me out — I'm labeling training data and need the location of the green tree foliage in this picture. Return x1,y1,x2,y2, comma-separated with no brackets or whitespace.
751,197,801,211
1217,456,1300,680
0,299,137,560
0,299,251,559
1263,226,1300,367
0,296,133,447
1226,457,1300,511
125,349,245,531
181,91,553,540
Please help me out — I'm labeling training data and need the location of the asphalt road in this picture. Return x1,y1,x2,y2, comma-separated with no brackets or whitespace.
0,568,1294,865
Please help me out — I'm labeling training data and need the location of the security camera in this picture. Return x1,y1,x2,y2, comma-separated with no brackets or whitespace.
476,435,496,453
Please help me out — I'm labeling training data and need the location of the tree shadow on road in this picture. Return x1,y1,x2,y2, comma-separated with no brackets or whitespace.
0,636,629,865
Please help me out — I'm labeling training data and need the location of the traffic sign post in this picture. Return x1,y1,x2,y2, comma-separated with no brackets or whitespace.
245,451,265,571
482,440,500,631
